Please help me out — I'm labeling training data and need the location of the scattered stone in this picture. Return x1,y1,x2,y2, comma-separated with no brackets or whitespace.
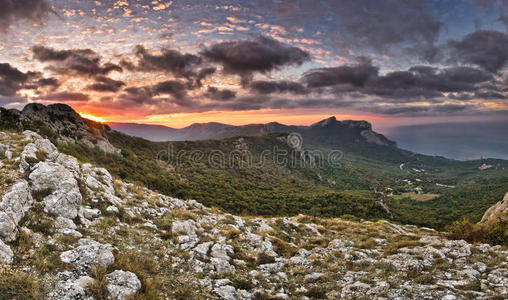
60,239,114,273
106,270,142,300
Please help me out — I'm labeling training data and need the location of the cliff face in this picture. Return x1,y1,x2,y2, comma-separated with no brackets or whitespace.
20,103,119,154
0,129,507,299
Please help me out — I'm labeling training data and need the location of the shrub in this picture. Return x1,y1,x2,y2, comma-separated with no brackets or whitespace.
256,252,276,265
446,217,507,246
270,237,298,257
89,266,109,299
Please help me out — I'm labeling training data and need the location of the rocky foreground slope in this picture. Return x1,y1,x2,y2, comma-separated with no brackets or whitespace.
0,130,507,299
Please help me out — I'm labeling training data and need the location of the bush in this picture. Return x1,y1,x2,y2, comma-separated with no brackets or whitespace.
446,218,508,246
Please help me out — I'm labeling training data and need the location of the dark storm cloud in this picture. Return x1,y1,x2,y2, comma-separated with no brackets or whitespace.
366,66,493,98
303,57,378,88
32,46,122,77
119,87,154,104
302,59,494,100
447,30,508,73
36,77,59,89
129,45,202,79
0,0,54,32
249,80,307,95
0,62,56,96
204,86,236,101
0,63,32,96
37,92,90,101
116,80,190,105
86,75,125,92
195,67,217,88
200,36,310,85
153,80,187,99
474,91,507,100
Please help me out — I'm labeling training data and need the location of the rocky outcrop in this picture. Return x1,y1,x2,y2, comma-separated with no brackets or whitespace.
481,192,508,224
30,161,82,219
0,180,33,241
21,103,119,154
60,239,115,273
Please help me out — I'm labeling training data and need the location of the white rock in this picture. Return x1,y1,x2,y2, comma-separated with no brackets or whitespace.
58,228,83,238
213,285,237,300
29,161,82,219
172,220,197,236
106,270,142,300
54,217,77,230
106,205,120,214
0,240,13,264
211,243,234,260
83,207,101,220
194,242,213,259
60,239,114,273
211,257,235,275
22,130,42,141
4,150,12,160
0,180,33,241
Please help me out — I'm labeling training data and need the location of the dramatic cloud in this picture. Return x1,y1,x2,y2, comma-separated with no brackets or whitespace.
0,0,54,32
0,63,55,96
0,63,34,96
303,57,378,88
302,59,494,100
86,75,125,92
447,30,508,73
152,80,187,99
250,80,307,95
32,46,122,77
36,77,59,89
37,91,90,101
204,86,236,101
201,36,310,85
128,45,202,79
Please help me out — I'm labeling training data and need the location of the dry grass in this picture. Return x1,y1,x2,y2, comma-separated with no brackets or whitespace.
0,267,44,300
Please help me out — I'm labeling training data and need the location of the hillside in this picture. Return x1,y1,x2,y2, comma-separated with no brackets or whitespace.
2,103,508,232
0,130,507,299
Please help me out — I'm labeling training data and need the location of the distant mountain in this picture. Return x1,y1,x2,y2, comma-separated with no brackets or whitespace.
384,121,508,160
109,116,396,147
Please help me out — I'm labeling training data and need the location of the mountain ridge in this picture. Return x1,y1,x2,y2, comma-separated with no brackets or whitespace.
107,115,395,147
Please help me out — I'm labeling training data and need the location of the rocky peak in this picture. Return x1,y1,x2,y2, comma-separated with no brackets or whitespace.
310,116,338,127
20,103,119,154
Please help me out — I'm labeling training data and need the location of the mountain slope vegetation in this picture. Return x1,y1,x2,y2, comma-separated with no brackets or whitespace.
2,104,508,231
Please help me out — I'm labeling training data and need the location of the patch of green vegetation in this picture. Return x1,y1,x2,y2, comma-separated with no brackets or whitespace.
52,124,508,241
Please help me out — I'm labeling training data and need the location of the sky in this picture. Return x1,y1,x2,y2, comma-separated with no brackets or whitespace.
0,0,507,128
